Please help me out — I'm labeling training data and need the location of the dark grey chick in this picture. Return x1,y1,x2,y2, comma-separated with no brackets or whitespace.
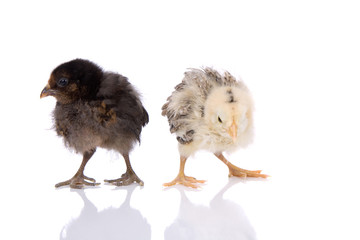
40,59,149,188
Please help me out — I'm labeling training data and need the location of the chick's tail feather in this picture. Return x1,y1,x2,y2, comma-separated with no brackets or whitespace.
142,107,149,126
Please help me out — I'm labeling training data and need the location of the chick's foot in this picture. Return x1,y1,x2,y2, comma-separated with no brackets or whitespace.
214,153,269,178
163,175,206,189
104,170,144,186
55,174,100,189
228,166,268,178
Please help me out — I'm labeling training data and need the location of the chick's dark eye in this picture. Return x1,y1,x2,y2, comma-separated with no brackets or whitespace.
57,78,69,87
218,116,223,123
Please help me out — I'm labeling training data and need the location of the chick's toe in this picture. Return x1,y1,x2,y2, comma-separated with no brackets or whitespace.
163,175,206,189
55,174,100,189
105,171,144,186
228,167,268,178
215,153,269,178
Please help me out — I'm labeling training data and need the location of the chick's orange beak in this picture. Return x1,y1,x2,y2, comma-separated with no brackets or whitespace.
227,119,238,142
40,84,52,98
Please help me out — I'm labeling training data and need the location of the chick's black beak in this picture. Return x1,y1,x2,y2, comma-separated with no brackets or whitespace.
40,84,53,98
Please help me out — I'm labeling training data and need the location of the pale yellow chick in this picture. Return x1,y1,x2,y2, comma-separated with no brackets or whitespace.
162,68,268,188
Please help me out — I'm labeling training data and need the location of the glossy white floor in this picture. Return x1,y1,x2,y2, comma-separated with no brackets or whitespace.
1,1,359,239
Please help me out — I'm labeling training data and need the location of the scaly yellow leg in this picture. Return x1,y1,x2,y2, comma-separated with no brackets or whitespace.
163,156,206,188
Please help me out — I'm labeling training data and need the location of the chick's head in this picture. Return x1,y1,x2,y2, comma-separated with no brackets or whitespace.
40,59,103,104
204,86,253,143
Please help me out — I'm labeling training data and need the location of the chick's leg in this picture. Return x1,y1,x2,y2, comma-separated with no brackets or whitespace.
55,149,100,189
163,156,206,188
104,153,144,186
214,153,268,178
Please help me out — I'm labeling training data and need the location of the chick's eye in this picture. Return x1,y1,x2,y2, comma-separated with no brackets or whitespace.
218,116,223,123
57,78,69,87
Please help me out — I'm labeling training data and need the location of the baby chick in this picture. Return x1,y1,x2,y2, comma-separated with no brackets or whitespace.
41,59,149,188
162,68,267,188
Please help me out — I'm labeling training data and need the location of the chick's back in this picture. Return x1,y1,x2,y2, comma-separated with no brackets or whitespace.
54,72,148,154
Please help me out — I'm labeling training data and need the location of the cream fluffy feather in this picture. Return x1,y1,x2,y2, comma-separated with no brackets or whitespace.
162,68,254,157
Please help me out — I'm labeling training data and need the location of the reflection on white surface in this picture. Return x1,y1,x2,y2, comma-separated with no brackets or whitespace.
60,187,151,240
57,179,258,240
165,180,256,240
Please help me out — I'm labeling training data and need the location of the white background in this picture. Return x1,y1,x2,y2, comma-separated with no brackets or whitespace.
1,0,360,239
